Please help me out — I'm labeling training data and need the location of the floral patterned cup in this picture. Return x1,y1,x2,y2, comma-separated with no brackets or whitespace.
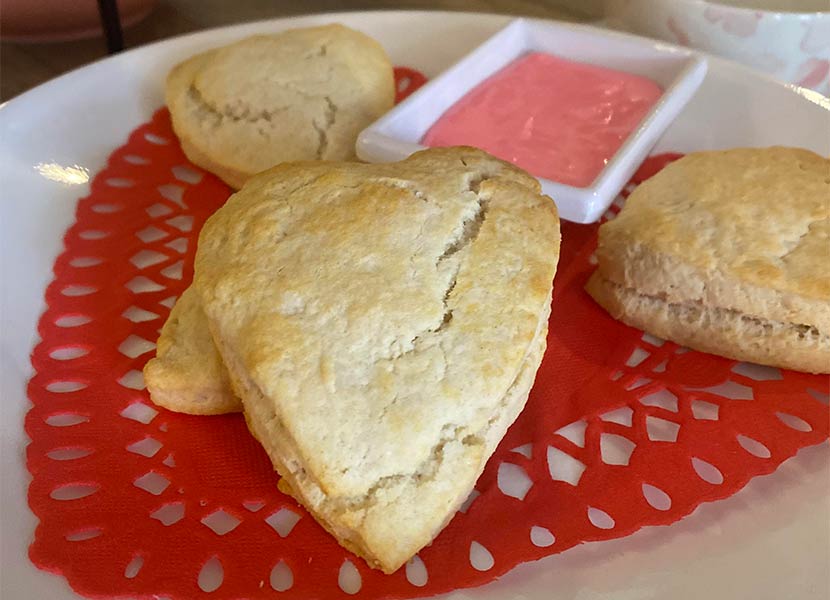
605,0,830,96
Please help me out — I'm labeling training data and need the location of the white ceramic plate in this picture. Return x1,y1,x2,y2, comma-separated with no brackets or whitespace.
1,10,828,600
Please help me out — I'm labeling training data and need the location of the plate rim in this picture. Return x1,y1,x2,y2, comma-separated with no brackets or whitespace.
1,9,828,600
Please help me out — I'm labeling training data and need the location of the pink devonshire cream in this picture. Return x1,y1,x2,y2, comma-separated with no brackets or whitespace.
422,52,663,188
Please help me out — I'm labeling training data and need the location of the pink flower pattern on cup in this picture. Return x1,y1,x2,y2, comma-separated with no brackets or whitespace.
795,58,829,90
610,0,829,95
666,16,691,46
703,7,763,38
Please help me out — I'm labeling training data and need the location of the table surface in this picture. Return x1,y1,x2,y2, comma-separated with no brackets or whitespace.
0,0,593,101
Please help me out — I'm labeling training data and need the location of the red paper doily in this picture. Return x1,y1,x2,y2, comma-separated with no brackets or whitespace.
26,69,829,599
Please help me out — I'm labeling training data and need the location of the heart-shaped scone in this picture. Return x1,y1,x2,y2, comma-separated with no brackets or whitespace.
193,147,560,573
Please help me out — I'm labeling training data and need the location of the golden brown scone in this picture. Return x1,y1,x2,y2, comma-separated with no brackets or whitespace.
193,147,561,573
144,286,241,414
166,24,394,189
587,146,829,374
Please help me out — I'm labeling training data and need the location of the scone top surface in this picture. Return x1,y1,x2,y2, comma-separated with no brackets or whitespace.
166,24,394,188
194,147,559,500
597,147,830,329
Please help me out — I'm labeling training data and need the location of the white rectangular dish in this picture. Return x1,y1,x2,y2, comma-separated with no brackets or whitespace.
356,18,708,223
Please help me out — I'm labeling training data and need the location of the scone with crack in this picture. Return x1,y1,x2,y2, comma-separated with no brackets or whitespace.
144,286,240,415
587,146,829,374
166,24,394,189
193,147,561,573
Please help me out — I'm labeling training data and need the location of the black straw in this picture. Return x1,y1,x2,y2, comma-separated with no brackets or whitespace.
97,0,124,54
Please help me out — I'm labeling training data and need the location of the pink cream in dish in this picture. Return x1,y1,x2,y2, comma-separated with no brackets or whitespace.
422,52,663,188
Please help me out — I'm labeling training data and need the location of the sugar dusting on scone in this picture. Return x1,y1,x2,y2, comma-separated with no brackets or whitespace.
587,146,830,374
193,147,561,572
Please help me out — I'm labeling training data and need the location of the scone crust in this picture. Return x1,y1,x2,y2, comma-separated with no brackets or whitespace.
194,147,560,571
587,273,829,374
165,24,395,189
597,147,830,331
229,304,549,573
144,286,241,414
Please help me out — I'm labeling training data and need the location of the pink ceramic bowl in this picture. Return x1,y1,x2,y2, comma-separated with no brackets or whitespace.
605,0,830,95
